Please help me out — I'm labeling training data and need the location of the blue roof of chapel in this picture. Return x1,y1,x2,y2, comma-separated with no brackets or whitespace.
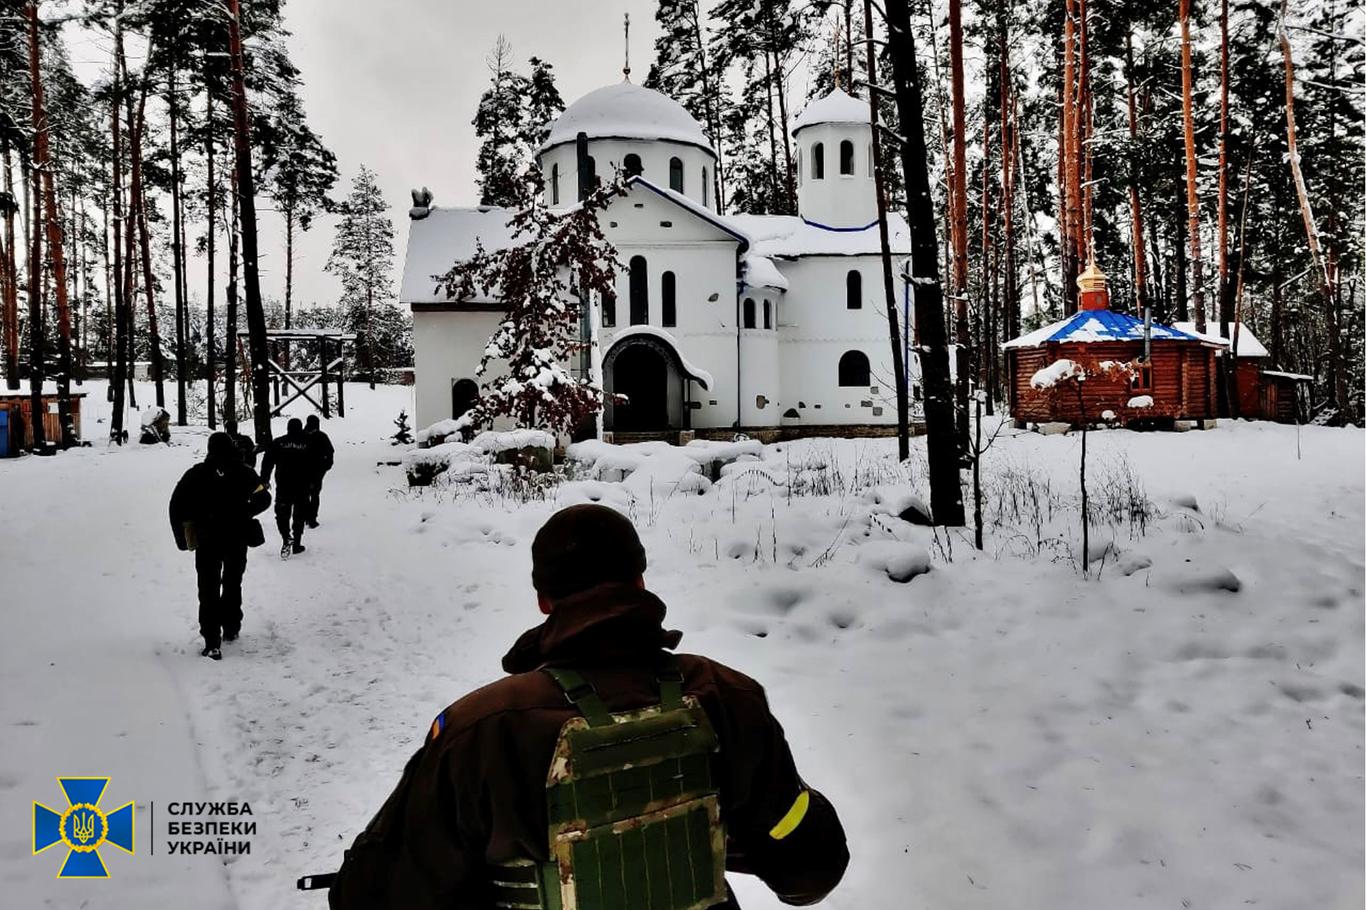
1003,309,1200,349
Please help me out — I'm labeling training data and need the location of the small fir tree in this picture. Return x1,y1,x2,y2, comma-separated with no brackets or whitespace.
392,409,413,445
436,177,626,437
473,36,532,208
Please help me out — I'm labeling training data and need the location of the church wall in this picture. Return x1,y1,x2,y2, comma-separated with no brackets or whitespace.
541,139,716,211
412,309,506,430
774,256,905,426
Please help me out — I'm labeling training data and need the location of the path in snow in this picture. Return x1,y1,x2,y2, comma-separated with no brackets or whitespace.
2,384,1362,909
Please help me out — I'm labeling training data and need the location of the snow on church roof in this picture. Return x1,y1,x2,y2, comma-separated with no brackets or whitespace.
792,88,871,135
1003,309,1200,349
1171,321,1270,358
726,214,911,258
540,82,714,154
741,254,789,291
400,206,517,304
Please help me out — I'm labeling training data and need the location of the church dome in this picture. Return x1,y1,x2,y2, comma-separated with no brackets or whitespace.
539,82,714,155
792,88,870,135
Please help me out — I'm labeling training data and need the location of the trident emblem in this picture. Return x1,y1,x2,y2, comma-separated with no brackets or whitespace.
33,777,135,878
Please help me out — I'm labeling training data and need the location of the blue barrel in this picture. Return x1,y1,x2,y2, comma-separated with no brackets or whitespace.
0,409,8,458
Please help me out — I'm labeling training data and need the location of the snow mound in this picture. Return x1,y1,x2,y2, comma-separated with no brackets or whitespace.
416,416,472,446
556,480,633,512
1031,359,1084,389
1127,395,1155,409
857,541,932,583
1165,564,1243,594
863,486,931,525
469,429,554,454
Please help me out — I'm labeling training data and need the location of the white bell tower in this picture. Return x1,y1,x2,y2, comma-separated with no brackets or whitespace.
792,89,878,229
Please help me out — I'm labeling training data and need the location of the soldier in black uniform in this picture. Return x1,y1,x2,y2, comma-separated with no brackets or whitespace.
169,432,271,660
260,418,313,558
303,415,335,528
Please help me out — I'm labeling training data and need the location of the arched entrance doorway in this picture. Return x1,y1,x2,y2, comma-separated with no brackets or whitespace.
451,378,479,420
602,332,708,433
612,344,668,430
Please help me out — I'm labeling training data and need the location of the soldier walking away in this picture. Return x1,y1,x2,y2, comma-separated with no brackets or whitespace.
169,432,271,660
303,415,334,528
324,504,849,910
261,417,314,559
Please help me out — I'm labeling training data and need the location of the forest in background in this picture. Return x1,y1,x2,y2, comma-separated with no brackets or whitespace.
1,0,1361,457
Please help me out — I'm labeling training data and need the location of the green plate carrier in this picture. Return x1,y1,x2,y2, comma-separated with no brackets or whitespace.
490,659,727,910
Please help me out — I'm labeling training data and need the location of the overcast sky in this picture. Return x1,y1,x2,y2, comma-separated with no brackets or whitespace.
276,0,664,310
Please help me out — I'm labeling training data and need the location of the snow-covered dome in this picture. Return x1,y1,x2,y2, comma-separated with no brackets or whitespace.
539,81,714,155
792,88,870,135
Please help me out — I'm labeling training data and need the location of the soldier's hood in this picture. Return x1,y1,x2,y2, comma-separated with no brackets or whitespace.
501,582,683,674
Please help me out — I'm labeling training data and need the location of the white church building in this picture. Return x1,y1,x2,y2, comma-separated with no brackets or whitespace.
401,80,919,438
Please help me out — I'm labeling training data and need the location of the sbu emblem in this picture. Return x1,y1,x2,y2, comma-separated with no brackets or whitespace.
33,777,135,878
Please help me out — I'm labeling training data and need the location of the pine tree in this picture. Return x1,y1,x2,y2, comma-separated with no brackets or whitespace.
523,57,564,151
261,87,338,332
435,178,625,436
326,164,394,387
473,36,531,208
646,0,728,209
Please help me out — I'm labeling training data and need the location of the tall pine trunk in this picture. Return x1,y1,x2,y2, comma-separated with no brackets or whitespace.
1179,0,1207,332
205,83,217,429
169,68,189,425
128,60,164,410
999,16,1019,343
885,0,965,526
26,135,46,449
109,20,128,443
225,166,239,428
1124,16,1149,317
948,0,969,456
864,0,910,460
2,139,18,389
26,0,75,446
225,0,274,445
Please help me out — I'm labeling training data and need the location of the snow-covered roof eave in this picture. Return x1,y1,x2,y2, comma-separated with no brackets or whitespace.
626,176,751,254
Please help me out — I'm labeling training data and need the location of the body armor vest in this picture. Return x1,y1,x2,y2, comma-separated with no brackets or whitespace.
491,660,726,910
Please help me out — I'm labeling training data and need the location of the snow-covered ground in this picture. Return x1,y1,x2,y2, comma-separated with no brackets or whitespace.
1,382,1362,909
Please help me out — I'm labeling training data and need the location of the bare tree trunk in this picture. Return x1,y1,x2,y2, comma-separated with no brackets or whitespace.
864,0,910,460
109,20,128,443
1180,0,1207,332
2,139,19,389
687,1,726,212
948,0,969,456
1124,15,1149,317
128,57,164,410
761,49,782,212
1077,0,1094,263
885,0,965,526
226,0,274,445
1228,140,1257,418
226,166,239,428
1061,0,1081,307
1277,0,1344,417
999,15,1019,343
206,82,217,429
26,137,46,449
169,67,188,425
283,205,293,371
26,0,75,446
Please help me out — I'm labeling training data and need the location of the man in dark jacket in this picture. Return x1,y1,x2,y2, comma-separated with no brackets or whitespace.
260,417,313,557
328,504,849,910
169,432,271,660
302,415,334,528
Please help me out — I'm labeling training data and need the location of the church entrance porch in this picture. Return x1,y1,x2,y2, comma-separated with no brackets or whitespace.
603,333,705,433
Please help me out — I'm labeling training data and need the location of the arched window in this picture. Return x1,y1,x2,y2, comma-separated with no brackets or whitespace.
669,157,684,193
840,140,855,175
580,156,597,201
550,163,560,205
812,142,825,180
629,255,649,325
661,271,676,327
601,287,616,327
763,300,772,329
452,379,479,420
623,153,643,177
702,167,709,207
743,298,756,329
846,270,862,309
838,350,871,387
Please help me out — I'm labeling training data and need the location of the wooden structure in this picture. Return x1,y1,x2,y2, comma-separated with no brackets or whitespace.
238,329,356,418
1005,263,1221,427
1172,322,1311,424
0,391,86,454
